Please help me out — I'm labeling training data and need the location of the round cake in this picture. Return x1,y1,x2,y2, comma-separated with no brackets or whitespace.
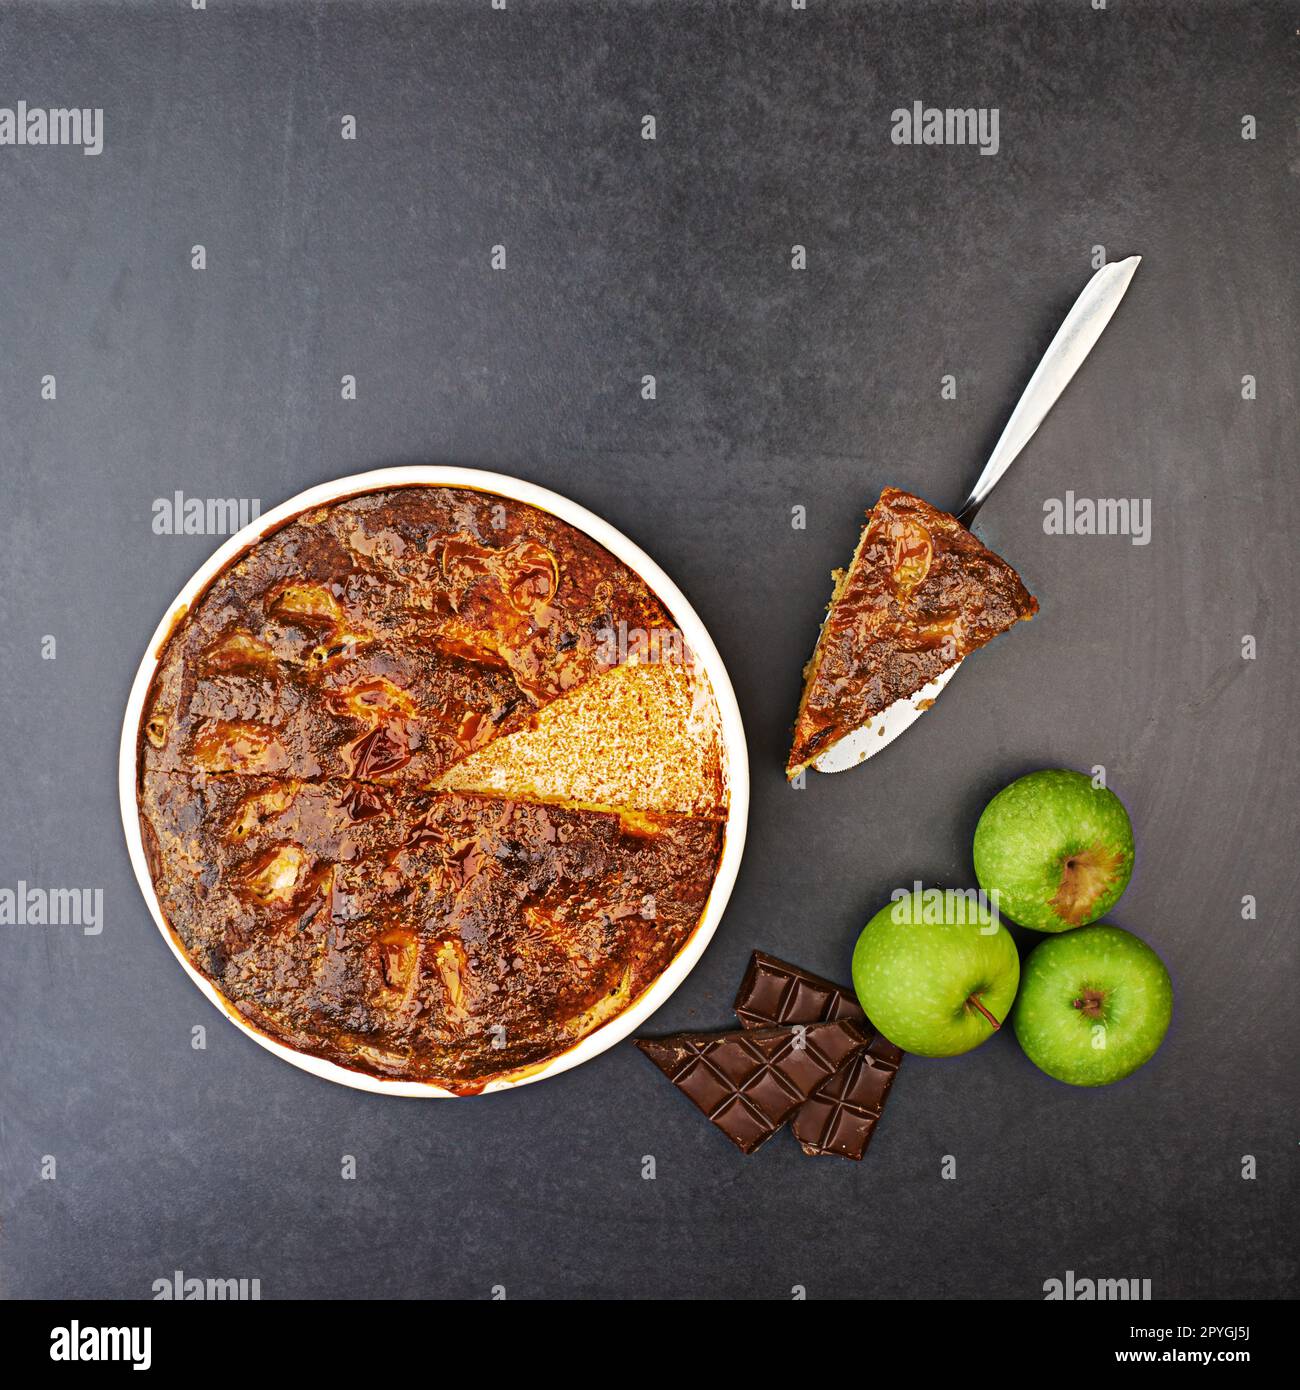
135,486,728,1091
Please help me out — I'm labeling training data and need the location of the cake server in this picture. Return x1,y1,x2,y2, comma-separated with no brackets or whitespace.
813,255,1141,773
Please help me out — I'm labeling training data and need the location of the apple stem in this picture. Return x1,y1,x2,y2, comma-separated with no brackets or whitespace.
967,993,1001,1030
1072,990,1105,1019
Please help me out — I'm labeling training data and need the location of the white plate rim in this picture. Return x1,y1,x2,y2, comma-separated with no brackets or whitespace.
118,465,749,1098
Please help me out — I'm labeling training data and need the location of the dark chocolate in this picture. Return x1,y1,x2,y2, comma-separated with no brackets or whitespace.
790,1039,902,1159
636,1021,867,1155
734,950,870,1031
734,951,903,1160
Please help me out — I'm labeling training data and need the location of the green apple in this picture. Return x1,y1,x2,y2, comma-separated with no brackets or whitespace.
1012,925,1172,1086
973,769,1134,933
851,889,1020,1057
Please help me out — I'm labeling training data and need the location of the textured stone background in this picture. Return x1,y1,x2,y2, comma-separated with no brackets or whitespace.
1,1,1296,1299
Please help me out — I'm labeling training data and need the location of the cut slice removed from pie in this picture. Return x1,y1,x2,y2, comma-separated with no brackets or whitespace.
787,487,1037,779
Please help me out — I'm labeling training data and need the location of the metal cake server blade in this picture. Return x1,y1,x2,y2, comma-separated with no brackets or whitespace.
811,663,963,773
812,256,1141,774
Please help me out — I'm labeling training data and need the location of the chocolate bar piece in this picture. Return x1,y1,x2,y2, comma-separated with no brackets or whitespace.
734,950,872,1031
789,1043,901,1159
636,1021,868,1155
734,951,903,1160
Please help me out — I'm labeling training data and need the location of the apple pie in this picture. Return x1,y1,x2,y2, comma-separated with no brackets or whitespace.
788,487,1037,778
137,486,729,1090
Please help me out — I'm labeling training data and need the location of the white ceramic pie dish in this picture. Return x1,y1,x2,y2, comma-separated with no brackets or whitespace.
119,466,749,1097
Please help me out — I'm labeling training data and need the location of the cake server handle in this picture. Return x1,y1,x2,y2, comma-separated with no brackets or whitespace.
955,255,1141,528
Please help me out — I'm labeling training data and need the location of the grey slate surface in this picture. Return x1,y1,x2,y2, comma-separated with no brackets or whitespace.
1,1,1297,1300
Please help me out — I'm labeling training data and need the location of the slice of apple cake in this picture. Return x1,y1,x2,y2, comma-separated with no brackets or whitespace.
788,487,1037,779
